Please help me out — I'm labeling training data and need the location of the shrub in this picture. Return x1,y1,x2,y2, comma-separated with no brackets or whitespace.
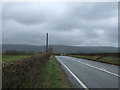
2,53,51,88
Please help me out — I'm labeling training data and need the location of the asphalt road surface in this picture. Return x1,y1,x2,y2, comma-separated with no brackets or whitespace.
55,56,119,89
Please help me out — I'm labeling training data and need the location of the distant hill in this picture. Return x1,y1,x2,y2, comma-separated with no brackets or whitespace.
2,44,118,54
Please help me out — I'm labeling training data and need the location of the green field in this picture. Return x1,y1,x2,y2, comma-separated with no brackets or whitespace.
2,55,31,62
0,54,2,61
70,55,119,65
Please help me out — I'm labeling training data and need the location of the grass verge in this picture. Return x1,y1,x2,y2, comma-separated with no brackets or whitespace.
35,56,71,88
70,55,119,66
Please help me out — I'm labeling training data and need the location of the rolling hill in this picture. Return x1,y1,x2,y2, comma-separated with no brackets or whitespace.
2,44,118,54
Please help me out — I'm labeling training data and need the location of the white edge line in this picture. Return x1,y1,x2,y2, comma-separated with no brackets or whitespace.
70,59,120,77
56,57,89,90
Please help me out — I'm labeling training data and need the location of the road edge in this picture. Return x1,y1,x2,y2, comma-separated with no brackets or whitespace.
55,56,73,88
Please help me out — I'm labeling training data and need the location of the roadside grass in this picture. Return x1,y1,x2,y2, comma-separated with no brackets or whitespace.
35,56,70,88
70,55,119,66
2,55,31,62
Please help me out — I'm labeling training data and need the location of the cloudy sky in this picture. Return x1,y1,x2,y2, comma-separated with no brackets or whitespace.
2,2,118,47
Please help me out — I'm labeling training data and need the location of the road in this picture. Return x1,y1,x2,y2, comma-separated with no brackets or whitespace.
55,56,119,89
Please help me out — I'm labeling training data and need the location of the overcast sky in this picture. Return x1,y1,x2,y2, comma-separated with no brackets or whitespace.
2,2,118,47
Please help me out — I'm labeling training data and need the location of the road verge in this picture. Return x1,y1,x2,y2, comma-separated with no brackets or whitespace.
69,55,119,66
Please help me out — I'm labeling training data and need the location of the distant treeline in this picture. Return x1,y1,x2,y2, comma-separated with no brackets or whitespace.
2,50,62,55
67,53,120,57
2,50,35,55
2,50,120,57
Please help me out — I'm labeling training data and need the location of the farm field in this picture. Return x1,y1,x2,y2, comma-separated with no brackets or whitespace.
70,55,119,65
2,55,32,62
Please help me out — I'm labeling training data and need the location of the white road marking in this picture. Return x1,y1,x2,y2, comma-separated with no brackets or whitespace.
56,57,89,90
69,59,120,77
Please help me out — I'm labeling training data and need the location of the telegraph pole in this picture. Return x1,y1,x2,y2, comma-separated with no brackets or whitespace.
46,33,48,53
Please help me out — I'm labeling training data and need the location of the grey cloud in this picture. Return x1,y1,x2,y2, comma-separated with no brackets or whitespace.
2,2,118,47
2,3,44,25
68,2,117,20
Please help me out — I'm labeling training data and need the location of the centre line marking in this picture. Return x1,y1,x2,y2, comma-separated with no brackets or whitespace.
69,59,120,77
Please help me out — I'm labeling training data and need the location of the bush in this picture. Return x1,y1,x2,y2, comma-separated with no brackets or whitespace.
2,53,51,88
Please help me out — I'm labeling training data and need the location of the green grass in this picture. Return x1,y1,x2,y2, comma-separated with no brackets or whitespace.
70,55,119,65
0,54,2,61
2,55,31,62
35,56,70,88
100,56,118,65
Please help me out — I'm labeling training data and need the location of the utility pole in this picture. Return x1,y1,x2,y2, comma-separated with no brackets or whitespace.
46,33,48,53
